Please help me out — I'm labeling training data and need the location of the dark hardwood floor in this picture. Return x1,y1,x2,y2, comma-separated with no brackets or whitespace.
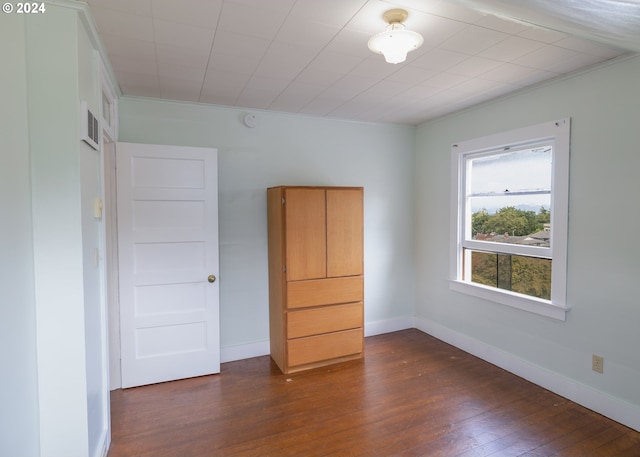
108,329,640,457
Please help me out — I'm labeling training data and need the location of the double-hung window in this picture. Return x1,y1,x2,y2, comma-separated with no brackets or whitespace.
450,119,570,320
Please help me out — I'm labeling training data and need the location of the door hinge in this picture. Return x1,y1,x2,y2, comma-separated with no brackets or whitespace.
283,265,286,273
282,197,285,205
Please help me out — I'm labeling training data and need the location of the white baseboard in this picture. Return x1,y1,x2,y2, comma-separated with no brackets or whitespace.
413,316,640,433
96,429,110,457
221,340,270,363
365,316,413,337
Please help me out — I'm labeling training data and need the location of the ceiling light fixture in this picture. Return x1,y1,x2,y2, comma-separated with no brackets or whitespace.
368,9,424,64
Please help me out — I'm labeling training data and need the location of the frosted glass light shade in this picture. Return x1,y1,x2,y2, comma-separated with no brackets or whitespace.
368,23,424,64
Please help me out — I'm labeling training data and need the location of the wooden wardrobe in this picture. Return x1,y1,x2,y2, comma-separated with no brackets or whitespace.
267,186,364,374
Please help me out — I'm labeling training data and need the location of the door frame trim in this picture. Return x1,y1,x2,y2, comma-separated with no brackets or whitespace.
103,133,121,390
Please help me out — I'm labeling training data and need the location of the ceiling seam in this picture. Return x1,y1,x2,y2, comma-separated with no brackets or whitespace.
149,1,162,99
231,0,299,108
263,0,371,112
198,1,224,103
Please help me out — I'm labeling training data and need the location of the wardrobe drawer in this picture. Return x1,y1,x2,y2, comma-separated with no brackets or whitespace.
287,302,362,339
287,328,363,367
287,276,363,309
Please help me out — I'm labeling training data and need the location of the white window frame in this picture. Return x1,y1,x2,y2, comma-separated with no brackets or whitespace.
450,119,570,320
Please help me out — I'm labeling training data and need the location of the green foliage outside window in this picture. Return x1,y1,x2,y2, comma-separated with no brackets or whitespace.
472,206,550,237
471,251,551,300
470,206,552,300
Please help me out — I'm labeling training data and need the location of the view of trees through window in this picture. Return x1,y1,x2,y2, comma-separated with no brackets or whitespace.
472,206,550,242
469,206,552,299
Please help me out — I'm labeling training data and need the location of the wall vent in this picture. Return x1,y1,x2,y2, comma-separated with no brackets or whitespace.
81,100,99,150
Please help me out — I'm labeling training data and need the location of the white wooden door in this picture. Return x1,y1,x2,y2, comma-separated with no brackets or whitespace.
116,142,220,388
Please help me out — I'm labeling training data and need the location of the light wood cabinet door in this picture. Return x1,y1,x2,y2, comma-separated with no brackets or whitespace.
327,188,364,278
285,188,326,281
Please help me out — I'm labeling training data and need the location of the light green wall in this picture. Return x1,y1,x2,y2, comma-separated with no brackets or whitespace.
26,7,91,457
119,99,417,348
77,16,108,457
1,4,109,456
415,55,640,409
0,13,40,457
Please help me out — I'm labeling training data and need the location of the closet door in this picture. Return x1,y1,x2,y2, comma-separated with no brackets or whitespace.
327,188,363,278
285,188,326,281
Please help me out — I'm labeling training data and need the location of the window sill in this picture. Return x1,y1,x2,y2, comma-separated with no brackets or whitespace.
449,280,569,321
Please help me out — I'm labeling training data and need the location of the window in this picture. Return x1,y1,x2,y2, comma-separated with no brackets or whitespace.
450,119,570,320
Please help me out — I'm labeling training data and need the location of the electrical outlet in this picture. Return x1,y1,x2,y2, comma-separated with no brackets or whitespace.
592,355,604,374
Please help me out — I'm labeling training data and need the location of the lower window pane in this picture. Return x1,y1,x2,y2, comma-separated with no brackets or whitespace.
468,250,551,300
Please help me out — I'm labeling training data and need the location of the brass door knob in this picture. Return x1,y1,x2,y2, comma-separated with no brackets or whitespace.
208,274,216,283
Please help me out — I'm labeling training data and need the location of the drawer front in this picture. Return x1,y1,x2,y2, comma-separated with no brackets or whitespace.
287,302,362,339
287,328,363,367
287,276,363,309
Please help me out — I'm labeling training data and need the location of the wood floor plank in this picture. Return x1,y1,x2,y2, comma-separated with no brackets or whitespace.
108,329,639,457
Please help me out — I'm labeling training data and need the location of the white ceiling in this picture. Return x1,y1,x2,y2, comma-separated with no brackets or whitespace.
81,0,638,125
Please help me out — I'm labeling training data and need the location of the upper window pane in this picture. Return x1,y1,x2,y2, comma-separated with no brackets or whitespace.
468,146,552,246
469,146,551,196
